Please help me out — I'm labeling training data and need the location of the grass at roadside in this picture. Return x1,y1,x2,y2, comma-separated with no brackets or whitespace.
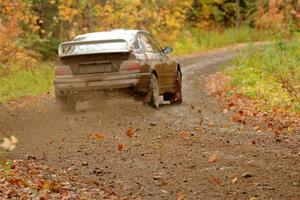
0,63,54,103
173,26,272,55
226,39,300,112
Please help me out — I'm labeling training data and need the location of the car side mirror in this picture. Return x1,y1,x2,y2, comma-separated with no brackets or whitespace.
163,46,173,54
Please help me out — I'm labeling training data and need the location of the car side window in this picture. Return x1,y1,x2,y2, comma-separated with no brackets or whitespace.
145,34,162,53
133,38,140,50
139,34,154,52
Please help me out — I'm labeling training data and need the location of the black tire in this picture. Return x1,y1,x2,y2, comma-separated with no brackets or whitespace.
172,70,182,104
55,89,75,111
55,89,64,104
150,73,160,109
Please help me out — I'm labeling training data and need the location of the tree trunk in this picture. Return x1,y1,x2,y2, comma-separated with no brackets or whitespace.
87,0,93,31
236,0,241,27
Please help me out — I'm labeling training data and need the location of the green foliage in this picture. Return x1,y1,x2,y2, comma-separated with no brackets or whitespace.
188,0,259,28
0,160,13,171
17,33,60,60
227,40,300,112
0,63,54,103
173,26,271,55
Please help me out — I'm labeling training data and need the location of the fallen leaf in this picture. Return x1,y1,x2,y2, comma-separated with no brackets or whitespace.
7,189,18,198
177,191,185,200
208,154,219,163
208,175,222,185
241,172,253,178
10,135,18,144
272,107,279,113
37,180,50,190
267,122,274,129
126,127,134,138
227,102,234,108
1,135,18,151
94,132,104,141
287,127,294,133
231,114,240,122
8,178,22,187
135,196,143,200
238,126,245,132
232,177,238,183
253,125,260,131
199,118,204,128
238,110,244,115
179,131,188,139
0,177,7,183
278,126,284,131
117,144,124,152
274,131,280,138
231,113,246,125
190,105,195,110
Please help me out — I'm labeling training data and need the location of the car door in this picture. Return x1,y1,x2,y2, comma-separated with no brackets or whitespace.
145,34,177,93
138,33,165,88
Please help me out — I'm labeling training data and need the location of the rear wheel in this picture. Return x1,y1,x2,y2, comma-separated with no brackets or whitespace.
172,70,182,104
150,73,160,109
55,89,65,104
55,89,76,110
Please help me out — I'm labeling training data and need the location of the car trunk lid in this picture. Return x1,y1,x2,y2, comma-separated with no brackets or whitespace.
56,38,140,76
58,52,134,75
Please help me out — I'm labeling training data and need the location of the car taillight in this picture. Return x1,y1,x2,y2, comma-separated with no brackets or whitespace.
55,65,72,76
120,61,140,72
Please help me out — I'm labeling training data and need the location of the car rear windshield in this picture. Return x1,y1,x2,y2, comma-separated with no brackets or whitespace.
59,32,137,57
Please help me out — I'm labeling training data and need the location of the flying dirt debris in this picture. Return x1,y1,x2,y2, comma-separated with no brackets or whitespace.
54,29,182,110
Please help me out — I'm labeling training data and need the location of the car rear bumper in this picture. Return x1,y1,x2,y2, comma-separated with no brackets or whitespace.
54,72,150,91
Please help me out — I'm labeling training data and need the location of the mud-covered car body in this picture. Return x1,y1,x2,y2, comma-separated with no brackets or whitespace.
54,29,181,106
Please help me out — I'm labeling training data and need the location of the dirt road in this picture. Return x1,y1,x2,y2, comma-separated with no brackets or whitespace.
1,47,300,199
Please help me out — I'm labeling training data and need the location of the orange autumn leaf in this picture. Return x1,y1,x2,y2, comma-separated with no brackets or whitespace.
126,127,134,138
208,154,219,163
117,144,124,152
94,132,104,141
231,114,240,122
179,131,188,139
208,175,222,185
238,110,245,116
8,178,22,187
231,114,246,125
177,191,185,200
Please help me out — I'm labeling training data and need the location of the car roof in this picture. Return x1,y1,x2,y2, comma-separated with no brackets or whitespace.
74,29,149,44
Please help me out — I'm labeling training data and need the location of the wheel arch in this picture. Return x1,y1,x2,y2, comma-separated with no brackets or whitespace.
176,64,181,73
151,69,158,77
